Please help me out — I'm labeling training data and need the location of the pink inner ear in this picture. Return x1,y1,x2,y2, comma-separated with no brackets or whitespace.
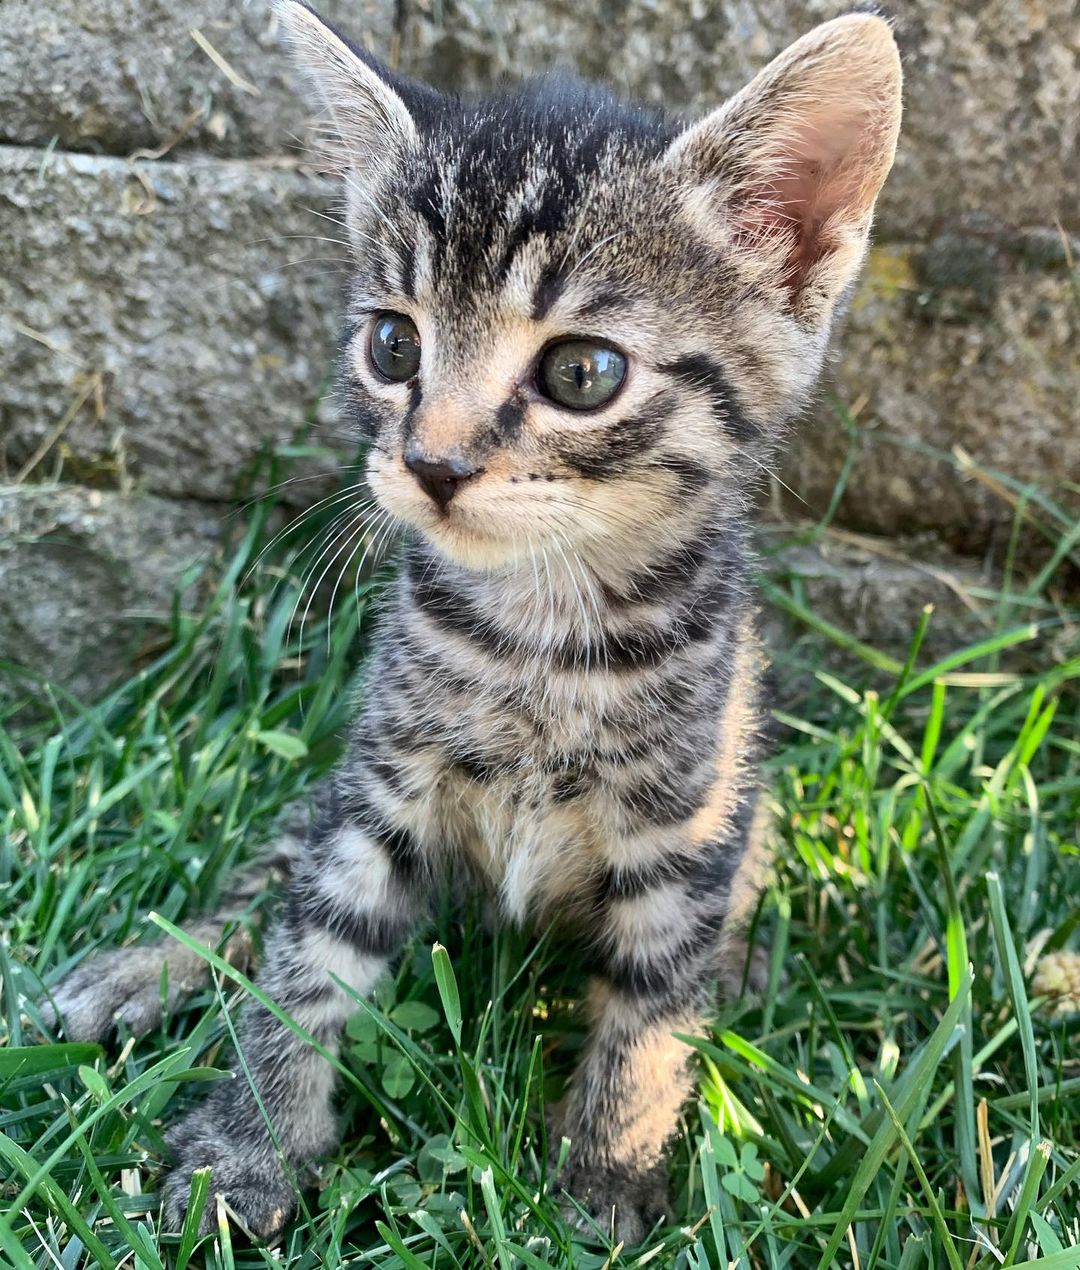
731,108,875,292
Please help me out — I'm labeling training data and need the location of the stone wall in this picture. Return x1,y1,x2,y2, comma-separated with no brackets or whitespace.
2,0,1077,701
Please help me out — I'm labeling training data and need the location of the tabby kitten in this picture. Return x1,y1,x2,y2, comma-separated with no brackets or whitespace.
44,0,901,1242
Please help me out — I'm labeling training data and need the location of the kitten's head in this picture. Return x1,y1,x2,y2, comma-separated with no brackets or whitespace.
279,0,901,573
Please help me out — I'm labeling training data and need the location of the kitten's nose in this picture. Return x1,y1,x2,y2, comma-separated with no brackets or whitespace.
404,450,477,511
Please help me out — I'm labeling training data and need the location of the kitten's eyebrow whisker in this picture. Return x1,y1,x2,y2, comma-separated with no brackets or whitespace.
340,171,412,252
571,230,627,274
200,258,351,295
300,206,353,233
290,198,405,261
203,232,353,259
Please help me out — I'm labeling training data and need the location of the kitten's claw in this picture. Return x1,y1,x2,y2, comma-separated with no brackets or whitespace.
163,1114,296,1238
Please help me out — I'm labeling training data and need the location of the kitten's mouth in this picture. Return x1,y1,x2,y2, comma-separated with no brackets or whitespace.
367,452,580,571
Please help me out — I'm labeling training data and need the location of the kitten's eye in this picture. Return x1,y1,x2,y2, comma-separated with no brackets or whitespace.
370,312,421,382
537,340,627,410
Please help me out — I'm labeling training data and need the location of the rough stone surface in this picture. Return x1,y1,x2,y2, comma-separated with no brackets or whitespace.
4,1,1076,237
0,145,342,501
0,485,224,707
0,0,394,159
397,0,1080,241
760,532,993,667
784,238,1080,552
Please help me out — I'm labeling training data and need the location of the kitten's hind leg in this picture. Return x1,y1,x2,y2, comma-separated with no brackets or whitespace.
40,806,308,1042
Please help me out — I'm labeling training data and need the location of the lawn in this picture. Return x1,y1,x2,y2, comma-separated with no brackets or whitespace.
2,441,1079,1269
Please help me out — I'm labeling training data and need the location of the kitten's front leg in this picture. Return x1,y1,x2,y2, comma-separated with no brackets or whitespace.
558,835,748,1244
163,792,432,1237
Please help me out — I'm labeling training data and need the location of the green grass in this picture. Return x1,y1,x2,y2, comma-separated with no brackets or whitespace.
2,446,1079,1269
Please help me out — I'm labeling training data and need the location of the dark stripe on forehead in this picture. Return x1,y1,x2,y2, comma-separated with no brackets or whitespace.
397,239,417,300
569,286,629,321
496,178,575,284
530,260,566,322
659,353,760,444
410,178,447,278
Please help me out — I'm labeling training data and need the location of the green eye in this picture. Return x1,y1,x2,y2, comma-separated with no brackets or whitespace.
537,340,627,410
370,312,421,382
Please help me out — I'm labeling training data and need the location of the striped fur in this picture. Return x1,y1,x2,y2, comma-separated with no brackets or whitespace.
44,2,901,1243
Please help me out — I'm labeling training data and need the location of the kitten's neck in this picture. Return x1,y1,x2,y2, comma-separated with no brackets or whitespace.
401,508,750,657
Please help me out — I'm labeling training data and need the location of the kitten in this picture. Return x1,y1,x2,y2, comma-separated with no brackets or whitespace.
43,0,901,1243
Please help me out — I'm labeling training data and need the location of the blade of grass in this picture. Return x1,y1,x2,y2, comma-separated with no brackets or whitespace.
815,967,973,1268
873,1081,964,1270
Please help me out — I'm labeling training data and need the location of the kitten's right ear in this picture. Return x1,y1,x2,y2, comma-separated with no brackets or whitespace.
663,14,901,325
275,0,418,182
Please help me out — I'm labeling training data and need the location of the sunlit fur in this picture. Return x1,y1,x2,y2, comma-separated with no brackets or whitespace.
44,2,901,1244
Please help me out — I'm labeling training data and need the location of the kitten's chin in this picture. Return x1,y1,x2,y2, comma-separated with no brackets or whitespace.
419,526,524,572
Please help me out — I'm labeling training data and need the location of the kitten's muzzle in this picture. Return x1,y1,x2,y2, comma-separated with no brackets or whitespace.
404,447,478,511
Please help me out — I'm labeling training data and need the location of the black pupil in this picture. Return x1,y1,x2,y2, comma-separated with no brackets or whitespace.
372,314,420,381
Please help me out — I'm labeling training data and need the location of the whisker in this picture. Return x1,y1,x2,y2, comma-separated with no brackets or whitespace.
326,504,399,654
291,507,376,658
224,467,364,523
240,486,375,586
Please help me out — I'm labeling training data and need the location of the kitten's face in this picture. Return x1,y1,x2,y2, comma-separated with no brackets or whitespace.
282,1,902,573
351,115,756,572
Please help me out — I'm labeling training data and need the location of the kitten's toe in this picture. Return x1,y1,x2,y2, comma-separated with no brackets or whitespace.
559,1159,667,1247
42,954,156,1042
163,1118,296,1238
43,942,215,1042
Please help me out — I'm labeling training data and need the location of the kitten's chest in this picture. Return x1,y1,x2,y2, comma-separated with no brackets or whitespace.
413,697,609,924
366,637,616,920
466,765,599,925
373,561,703,921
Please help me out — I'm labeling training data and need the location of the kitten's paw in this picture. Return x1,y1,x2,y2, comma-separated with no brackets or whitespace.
558,1159,667,1247
163,1120,296,1239
41,942,215,1042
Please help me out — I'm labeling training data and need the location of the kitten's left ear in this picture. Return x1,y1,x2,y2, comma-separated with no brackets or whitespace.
274,0,420,183
665,14,902,323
